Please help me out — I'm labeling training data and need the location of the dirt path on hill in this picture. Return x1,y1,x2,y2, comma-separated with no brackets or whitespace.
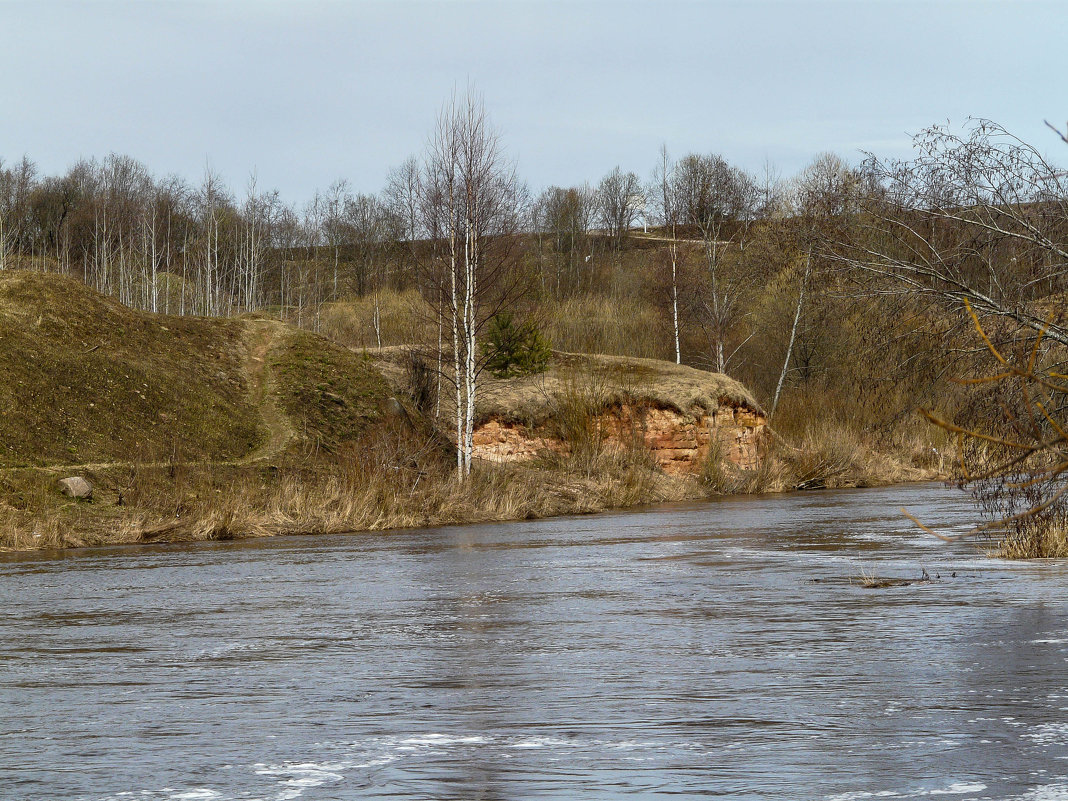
0,320,297,477
238,319,296,464
628,233,726,245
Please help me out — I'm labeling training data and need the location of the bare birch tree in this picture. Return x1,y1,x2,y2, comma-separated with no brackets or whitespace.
652,145,682,363
415,91,526,478
828,120,1068,346
675,153,755,373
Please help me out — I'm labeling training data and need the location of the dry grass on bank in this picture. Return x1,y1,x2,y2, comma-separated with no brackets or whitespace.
0,428,700,553
477,352,759,424
765,384,949,491
997,519,1068,559
368,347,761,428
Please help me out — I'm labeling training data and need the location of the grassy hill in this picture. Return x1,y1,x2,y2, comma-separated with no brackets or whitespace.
0,272,262,466
0,271,417,550
0,271,392,469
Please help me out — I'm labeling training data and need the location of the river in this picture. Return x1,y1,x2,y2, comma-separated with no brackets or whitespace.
2,483,1067,800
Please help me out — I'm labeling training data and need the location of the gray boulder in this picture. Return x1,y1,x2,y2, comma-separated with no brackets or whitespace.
57,476,93,501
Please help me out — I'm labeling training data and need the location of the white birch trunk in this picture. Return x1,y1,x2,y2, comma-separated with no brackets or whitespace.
671,241,680,364
771,253,810,420
463,222,476,476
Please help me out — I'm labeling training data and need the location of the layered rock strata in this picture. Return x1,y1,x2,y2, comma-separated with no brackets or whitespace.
472,401,765,475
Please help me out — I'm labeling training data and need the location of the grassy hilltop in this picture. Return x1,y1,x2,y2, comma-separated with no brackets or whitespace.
0,272,260,467
0,271,391,468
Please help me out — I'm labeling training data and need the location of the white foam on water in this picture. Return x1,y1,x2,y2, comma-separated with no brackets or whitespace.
1015,785,1068,801
605,740,657,751
349,755,399,769
508,736,573,749
191,642,262,661
398,733,488,746
165,791,222,801
926,782,987,795
1025,724,1068,746
826,785,985,801
253,761,346,801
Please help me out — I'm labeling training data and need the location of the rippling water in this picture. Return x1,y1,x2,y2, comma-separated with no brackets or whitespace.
3,483,1068,800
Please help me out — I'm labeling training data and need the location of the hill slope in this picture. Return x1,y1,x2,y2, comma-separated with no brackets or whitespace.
0,271,390,469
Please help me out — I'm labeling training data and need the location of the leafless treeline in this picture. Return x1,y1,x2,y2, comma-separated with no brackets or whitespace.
2,118,1067,379
5,110,1068,528
0,154,404,326
0,136,784,331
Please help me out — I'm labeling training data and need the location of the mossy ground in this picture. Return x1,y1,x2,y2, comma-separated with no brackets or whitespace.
0,271,261,467
271,331,391,452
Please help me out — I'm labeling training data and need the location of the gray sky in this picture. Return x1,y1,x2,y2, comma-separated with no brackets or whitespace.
2,0,1064,201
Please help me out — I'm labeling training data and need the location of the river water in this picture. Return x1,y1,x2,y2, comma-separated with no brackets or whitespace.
2,483,1068,800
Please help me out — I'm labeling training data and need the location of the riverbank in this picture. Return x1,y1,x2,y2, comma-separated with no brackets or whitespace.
0,441,941,552
0,270,942,553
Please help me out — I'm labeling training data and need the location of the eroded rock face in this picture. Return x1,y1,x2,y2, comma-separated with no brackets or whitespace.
472,402,766,475
626,405,764,474
471,420,565,463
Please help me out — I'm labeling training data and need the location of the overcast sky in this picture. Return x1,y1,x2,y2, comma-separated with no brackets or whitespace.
1,0,1064,202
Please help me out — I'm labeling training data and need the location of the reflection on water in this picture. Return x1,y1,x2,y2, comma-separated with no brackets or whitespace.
2,483,1068,800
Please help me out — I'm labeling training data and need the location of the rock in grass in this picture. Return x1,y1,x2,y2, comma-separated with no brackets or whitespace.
57,476,93,501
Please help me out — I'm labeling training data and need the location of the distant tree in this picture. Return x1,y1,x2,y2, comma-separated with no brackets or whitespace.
767,152,864,413
651,145,682,364
675,153,756,373
0,156,38,271
323,178,351,301
238,174,277,314
344,193,392,345
343,193,384,297
832,121,1068,345
596,166,642,248
535,184,595,296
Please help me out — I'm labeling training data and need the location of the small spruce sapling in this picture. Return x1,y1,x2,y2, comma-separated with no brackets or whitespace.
483,312,551,378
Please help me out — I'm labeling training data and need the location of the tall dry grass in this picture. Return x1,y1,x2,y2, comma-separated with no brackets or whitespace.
768,384,951,490
319,289,433,350
701,435,787,495
542,295,669,359
998,516,1068,559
